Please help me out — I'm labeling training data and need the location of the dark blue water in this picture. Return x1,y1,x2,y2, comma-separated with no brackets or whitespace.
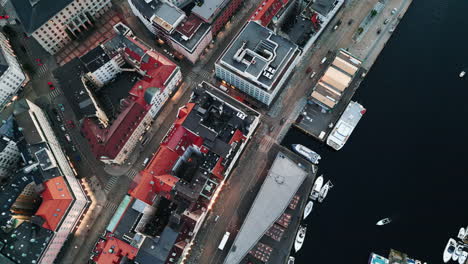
282,0,468,262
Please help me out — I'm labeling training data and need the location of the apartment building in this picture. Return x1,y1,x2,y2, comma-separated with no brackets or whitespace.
215,21,301,106
54,23,182,165
0,98,90,264
0,32,26,109
11,0,112,54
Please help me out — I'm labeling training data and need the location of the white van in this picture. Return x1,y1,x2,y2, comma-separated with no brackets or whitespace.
320,57,327,64
142,157,150,167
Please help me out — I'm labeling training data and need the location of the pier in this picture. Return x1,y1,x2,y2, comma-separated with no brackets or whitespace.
294,0,413,143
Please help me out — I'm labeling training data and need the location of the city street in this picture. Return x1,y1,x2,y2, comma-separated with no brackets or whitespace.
0,0,413,262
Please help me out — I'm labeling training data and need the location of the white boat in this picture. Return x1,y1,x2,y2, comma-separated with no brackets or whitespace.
303,201,313,219
294,226,307,252
444,238,457,263
310,175,324,200
291,144,321,164
326,101,366,150
458,227,466,240
376,218,392,226
458,251,468,264
454,244,464,261
460,71,466,78
288,256,295,264
318,180,333,203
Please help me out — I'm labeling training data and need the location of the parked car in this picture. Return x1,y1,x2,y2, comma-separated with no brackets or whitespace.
60,125,66,131
66,120,75,128
391,8,397,15
332,20,342,31
65,134,71,142
56,115,61,122
384,18,389,25
58,104,65,112
71,146,76,152
47,81,55,90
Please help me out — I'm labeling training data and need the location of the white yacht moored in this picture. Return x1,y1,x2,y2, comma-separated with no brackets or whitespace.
460,71,466,78
326,101,366,150
288,256,295,264
291,144,321,164
444,238,456,263
376,218,392,226
294,226,307,252
303,201,313,220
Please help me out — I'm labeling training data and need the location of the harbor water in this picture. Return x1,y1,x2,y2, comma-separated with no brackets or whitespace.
282,0,468,262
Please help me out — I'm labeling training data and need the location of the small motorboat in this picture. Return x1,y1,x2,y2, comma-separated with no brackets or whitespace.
460,71,466,78
303,201,313,219
458,227,466,240
318,180,333,203
288,256,295,264
444,238,457,263
294,226,307,252
453,243,464,261
310,175,323,200
458,251,468,264
376,218,392,226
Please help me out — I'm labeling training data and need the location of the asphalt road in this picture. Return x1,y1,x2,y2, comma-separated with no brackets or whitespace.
184,0,389,263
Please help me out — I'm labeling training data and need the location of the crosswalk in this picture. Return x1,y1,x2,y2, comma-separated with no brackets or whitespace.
103,200,119,212
187,69,212,82
104,175,119,193
259,135,276,153
126,169,138,180
47,88,62,102
36,64,49,77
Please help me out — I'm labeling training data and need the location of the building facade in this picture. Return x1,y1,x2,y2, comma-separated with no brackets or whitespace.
13,99,89,264
0,137,20,182
129,0,243,64
55,23,182,165
11,0,112,54
0,32,26,109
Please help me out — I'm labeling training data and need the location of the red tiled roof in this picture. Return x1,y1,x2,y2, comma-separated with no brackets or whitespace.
82,34,178,161
130,146,181,204
82,101,148,160
35,177,73,231
175,14,203,39
174,103,196,126
250,0,289,27
129,52,177,107
211,158,224,179
95,235,137,264
229,129,245,144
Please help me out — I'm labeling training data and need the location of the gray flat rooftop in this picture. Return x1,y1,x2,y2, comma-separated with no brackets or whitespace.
311,0,336,16
218,21,299,91
12,0,73,34
223,151,308,264
191,0,228,22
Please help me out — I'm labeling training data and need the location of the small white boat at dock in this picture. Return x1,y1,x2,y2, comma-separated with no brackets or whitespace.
294,226,307,252
376,218,392,226
303,201,313,219
310,175,323,200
